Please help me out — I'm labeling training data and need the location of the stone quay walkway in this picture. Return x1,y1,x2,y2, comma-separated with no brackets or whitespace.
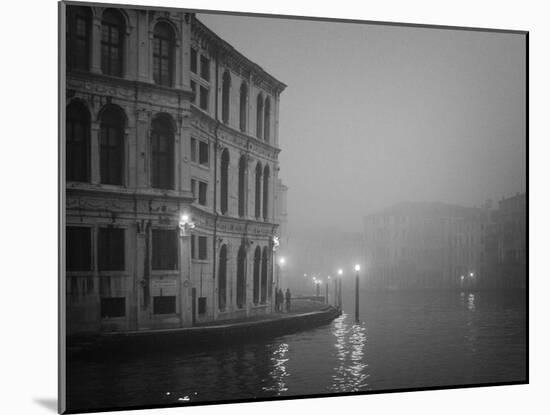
67,298,340,357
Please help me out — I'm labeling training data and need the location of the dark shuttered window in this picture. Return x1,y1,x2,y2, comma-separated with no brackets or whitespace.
98,228,125,271
66,227,92,272
153,23,174,87
152,229,178,270
101,9,124,77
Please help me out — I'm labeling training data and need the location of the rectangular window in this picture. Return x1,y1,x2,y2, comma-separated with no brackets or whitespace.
153,34,173,86
191,178,196,199
199,86,209,111
200,55,210,80
190,48,197,73
101,22,122,77
191,235,196,259
66,227,92,271
199,141,209,166
153,296,176,314
198,297,207,315
98,228,125,271
101,297,125,318
152,229,178,270
198,181,207,206
198,235,207,260
100,123,123,185
69,14,89,70
190,80,196,104
190,138,197,162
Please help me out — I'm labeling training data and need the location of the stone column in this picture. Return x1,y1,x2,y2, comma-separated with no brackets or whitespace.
147,29,155,84
91,16,102,74
135,221,147,330
245,242,253,316
173,39,182,89
178,111,192,193
274,93,281,148
90,122,100,184
179,228,193,327
137,11,150,83
126,111,137,189
135,107,150,188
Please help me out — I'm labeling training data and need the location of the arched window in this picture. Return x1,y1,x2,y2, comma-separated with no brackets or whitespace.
264,97,271,142
256,94,264,139
101,9,125,77
100,105,125,185
239,83,248,132
220,149,230,215
67,6,91,71
238,155,247,217
236,243,247,309
222,70,231,124
253,246,261,305
66,100,90,182
151,115,174,189
218,244,227,311
263,164,270,221
255,162,262,219
153,22,175,87
261,246,269,304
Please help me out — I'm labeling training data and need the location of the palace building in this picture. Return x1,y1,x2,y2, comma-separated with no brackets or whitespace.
63,4,287,335
363,202,489,291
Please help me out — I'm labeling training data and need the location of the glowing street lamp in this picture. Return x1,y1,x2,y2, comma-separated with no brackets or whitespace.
337,269,343,309
179,213,195,236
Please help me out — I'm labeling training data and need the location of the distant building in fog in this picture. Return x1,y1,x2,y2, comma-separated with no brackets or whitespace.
481,193,526,289
363,202,489,290
64,5,287,335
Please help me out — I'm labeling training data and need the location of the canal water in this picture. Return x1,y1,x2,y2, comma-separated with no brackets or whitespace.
66,290,526,412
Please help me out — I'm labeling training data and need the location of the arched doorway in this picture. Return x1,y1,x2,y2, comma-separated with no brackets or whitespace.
253,246,261,305
236,244,247,309
261,246,269,304
218,245,227,311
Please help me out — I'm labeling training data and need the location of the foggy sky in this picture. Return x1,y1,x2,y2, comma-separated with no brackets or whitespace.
199,13,526,234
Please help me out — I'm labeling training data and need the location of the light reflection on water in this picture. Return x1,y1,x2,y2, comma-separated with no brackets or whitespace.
331,313,369,392
262,343,290,394
67,291,526,412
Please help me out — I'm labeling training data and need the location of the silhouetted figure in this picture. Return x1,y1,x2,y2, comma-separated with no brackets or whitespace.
278,288,284,312
275,288,281,312
285,288,291,312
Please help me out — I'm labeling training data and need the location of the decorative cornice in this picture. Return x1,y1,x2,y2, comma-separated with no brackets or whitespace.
67,71,194,103
66,184,194,203
189,107,281,161
191,17,287,95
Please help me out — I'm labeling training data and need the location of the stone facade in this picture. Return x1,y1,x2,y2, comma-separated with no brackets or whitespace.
63,5,287,335
480,193,526,289
363,202,489,290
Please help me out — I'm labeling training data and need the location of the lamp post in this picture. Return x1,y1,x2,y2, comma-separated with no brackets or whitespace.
354,264,360,323
313,277,321,298
178,213,195,327
325,276,330,304
337,269,343,310
278,256,286,290
271,236,280,313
